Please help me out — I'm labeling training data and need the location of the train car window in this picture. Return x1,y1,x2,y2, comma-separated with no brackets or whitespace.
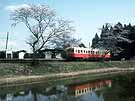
91,51,94,54
79,90,81,94
78,50,80,53
88,51,90,54
99,51,101,54
91,51,93,54
69,49,74,53
86,51,87,53
81,50,82,53
76,50,78,53
84,50,85,53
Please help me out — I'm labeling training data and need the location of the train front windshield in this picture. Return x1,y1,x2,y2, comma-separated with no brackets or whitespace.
67,48,74,53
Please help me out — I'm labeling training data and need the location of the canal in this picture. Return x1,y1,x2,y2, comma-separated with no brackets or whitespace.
0,73,135,101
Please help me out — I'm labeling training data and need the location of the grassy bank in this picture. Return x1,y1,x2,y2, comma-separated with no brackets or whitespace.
0,67,134,87
0,60,135,76
0,60,134,86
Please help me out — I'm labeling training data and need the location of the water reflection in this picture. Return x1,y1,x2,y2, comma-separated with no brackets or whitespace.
0,73,135,101
68,80,111,97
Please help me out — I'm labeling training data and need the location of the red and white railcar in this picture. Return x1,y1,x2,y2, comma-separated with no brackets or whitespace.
66,47,111,60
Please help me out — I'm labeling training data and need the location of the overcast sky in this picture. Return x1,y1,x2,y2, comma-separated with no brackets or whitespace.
0,0,135,52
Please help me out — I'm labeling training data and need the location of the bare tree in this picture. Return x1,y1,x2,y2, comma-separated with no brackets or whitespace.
51,33,81,49
11,4,73,58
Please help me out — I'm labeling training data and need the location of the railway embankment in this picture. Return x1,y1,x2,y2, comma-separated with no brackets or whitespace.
0,67,135,87
0,60,135,86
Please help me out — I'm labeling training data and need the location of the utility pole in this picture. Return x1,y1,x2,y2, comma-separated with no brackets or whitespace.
5,32,9,51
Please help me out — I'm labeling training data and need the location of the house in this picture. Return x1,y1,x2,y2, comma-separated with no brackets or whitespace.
12,50,27,59
17,50,27,59
0,51,6,59
0,50,27,59
6,50,13,59
19,52,26,59
44,51,52,59
40,48,64,59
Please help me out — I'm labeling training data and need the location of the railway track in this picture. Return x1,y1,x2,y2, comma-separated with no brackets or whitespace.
0,59,67,63
0,58,111,63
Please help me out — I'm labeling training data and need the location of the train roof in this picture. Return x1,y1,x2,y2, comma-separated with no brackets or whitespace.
66,47,107,51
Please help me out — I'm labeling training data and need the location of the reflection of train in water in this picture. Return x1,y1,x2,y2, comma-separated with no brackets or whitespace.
65,47,111,60
0,79,112,100
68,80,112,97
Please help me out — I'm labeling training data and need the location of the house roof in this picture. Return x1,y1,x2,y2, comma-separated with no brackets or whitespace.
40,48,64,52
16,50,27,53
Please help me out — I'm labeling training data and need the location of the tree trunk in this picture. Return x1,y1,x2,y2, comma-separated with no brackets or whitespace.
31,50,39,66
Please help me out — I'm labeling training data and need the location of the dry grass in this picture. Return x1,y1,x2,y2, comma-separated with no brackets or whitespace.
0,60,135,76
